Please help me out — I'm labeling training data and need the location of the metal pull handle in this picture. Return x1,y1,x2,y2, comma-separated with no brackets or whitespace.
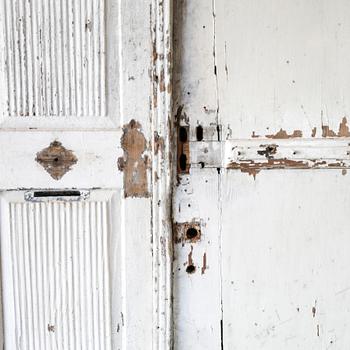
25,190,90,202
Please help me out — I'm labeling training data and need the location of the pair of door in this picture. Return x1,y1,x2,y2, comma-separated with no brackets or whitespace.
1,0,350,349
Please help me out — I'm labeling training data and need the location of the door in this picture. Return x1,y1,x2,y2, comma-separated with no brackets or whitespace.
0,0,172,349
173,1,350,349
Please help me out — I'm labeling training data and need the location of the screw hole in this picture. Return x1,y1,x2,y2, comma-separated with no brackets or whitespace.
179,127,188,143
196,125,203,141
179,154,187,171
186,265,196,274
186,227,199,240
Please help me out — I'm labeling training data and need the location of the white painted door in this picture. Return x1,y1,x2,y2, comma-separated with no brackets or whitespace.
173,1,350,349
0,0,173,349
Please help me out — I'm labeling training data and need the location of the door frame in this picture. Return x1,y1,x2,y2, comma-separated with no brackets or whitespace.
150,0,174,349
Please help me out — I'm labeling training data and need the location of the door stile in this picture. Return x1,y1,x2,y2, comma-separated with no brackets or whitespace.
150,0,174,349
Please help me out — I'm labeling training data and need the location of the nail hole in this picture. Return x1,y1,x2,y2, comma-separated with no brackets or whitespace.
186,265,196,274
186,227,198,240
199,162,205,168
54,157,59,162
179,154,187,171
179,127,188,143
196,125,203,141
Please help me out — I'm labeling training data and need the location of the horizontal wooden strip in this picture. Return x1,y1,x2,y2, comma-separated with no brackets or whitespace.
189,139,350,176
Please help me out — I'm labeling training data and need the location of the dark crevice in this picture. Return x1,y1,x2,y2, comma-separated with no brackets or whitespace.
220,319,224,350
33,190,81,198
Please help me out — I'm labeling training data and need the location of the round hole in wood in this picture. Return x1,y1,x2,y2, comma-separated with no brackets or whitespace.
186,265,196,274
186,227,198,240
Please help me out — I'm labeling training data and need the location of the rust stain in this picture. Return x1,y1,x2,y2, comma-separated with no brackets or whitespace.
36,141,77,180
266,129,302,139
322,117,350,137
311,127,317,137
201,253,207,275
118,120,149,198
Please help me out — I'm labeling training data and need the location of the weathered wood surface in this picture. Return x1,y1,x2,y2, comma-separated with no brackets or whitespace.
173,0,350,349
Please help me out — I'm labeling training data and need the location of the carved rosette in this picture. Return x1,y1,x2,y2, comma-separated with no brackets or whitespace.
36,141,78,180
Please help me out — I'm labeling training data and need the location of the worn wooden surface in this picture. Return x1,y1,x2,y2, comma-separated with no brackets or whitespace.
173,0,350,349
0,0,163,349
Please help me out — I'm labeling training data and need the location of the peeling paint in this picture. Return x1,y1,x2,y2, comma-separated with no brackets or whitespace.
257,144,278,159
174,221,201,245
154,131,165,155
227,158,349,179
36,141,77,180
266,129,303,139
228,159,308,178
118,120,149,198
322,117,350,137
311,127,317,137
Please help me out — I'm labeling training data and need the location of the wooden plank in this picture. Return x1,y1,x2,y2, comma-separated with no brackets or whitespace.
173,169,222,350
221,170,350,349
216,0,350,139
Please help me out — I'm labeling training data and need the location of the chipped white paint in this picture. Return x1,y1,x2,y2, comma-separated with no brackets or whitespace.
173,0,350,349
151,0,174,348
0,0,168,349
190,139,350,170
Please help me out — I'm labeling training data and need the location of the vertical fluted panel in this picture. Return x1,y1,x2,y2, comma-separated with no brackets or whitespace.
6,200,112,350
3,0,106,117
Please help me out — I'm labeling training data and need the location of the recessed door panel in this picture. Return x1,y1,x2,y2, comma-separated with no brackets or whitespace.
0,190,121,350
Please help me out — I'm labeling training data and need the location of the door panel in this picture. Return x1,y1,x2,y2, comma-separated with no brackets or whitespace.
173,1,350,349
0,190,120,350
0,0,157,348
221,171,350,349
0,0,120,129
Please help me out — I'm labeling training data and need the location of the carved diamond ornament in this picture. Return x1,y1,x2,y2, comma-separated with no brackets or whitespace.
36,141,78,180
